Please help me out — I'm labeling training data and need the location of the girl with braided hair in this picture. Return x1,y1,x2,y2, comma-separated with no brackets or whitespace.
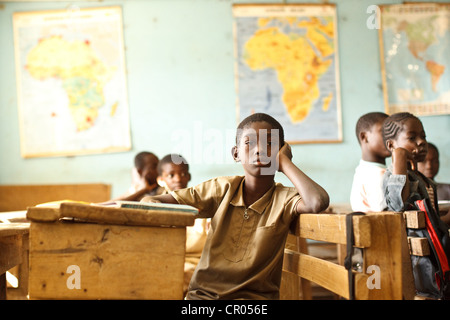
381,112,436,212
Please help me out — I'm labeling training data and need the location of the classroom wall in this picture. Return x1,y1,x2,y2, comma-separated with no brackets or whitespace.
0,0,449,204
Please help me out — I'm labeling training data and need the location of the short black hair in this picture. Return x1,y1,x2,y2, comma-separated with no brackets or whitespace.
427,142,439,157
236,113,285,146
134,151,158,170
157,154,189,175
355,112,388,145
382,112,421,145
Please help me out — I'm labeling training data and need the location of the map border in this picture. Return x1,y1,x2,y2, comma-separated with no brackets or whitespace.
13,6,131,158
378,3,450,116
232,3,343,144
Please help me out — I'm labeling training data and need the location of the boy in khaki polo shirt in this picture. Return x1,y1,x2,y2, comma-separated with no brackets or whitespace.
142,113,329,300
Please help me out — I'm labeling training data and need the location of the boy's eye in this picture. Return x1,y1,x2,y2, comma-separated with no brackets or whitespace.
245,140,256,146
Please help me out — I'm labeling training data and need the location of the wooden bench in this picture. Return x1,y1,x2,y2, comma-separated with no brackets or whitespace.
281,211,418,300
0,184,111,212
0,223,29,300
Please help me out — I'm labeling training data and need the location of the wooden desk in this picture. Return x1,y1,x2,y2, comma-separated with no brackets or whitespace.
27,203,195,300
0,222,30,300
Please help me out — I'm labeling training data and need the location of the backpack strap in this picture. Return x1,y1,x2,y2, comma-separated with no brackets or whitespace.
344,212,365,300
415,199,450,298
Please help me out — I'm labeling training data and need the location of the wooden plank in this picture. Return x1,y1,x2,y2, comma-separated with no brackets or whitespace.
400,214,416,300
292,214,371,248
404,211,426,229
283,250,369,300
27,207,61,222
0,223,29,237
0,234,23,275
364,212,404,300
0,184,111,212
58,203,195,227
408,237,430,256
29,221,187,299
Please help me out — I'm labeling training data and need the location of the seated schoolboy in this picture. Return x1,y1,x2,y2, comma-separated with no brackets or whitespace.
382,112,437,212
418,142,450,201
350,112,391,212
156,154,209,294
142,112,329,300
417,142,450,225
115,151,164,201
382,112,450,298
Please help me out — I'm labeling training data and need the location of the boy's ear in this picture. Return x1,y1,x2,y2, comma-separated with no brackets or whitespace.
231,146,240,162
385,139,395,152
359,131,368,143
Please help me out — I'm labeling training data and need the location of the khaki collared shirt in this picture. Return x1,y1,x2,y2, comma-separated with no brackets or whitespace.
171,175,301,300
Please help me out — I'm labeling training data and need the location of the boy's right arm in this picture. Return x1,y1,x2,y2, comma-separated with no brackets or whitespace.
141,193,178,204
277,144,329,214
391,148,414,203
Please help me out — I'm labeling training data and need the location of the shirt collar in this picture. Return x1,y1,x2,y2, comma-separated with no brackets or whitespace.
360,159,387,169
230,177,276,214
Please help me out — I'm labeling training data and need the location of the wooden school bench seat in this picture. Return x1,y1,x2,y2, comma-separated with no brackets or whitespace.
0,183,112,212
26,202,195,300
280,211,421,300
0,223,29,299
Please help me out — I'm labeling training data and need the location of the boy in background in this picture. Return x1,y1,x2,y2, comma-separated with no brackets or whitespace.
115,151,164,201
157,154,208,295
418,142,450,201
417,142,450,225
350,112,391,212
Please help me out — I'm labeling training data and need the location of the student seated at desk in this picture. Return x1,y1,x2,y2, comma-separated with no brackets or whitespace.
115,151,164,202
156,154,209,295
142,113,329,300
418,142,450,201
350,112,391,212
417,142,450,225
382,112,450,299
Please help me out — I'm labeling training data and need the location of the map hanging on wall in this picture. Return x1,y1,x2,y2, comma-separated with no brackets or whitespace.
379,3,450,116
232,4,342,144
13,6,131,158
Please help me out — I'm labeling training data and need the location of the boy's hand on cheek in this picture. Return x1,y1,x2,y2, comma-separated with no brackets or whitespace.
392,147,416,173
277,143,293,173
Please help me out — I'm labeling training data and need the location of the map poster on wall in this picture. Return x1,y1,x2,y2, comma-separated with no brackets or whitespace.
13,7,131,158
232,4,342,144
379,3,450,116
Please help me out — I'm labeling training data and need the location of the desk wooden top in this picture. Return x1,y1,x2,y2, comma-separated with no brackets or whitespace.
27,202,196,228
0,223,29,237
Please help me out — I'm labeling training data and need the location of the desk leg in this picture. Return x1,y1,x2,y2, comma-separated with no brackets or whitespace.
0,273,6,300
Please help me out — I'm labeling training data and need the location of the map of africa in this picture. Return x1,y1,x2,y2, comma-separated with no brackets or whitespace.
380,4,450,115
233,5,342,143
13,7,131,157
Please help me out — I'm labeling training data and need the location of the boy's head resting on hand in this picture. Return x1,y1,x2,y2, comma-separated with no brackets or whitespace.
382,112,428,163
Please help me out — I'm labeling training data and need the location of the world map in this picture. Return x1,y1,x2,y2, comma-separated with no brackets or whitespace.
26,35,117,132
13,7,131,157
233,5,342,143
380,4,450,115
